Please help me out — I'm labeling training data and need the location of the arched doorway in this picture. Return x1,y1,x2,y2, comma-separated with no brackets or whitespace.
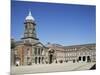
87,56,91,62
79,56,81,61
83,56,86,61
49,54,53,64
48,49,55,64
39,57,41,64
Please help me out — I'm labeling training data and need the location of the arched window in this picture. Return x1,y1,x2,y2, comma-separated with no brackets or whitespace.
42,57,44,61
38,48,40,55
41,48,43,55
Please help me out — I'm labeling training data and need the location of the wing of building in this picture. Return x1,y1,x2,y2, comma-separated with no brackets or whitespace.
47,43,96,64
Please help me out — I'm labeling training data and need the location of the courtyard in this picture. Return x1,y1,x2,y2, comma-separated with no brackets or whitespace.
11,62,95,74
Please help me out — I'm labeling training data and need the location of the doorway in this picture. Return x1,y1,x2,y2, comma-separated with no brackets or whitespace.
35,57,37,64
79,56,81,61
83,56,86,61
49,54,53,64
87,56,91,62
39,57,41,64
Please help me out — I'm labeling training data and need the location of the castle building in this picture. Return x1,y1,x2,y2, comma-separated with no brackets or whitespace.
11,11,96,66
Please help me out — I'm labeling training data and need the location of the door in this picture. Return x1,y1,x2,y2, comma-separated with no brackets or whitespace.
49,54,53,64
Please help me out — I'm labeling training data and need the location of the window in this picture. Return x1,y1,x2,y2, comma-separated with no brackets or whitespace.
27,48,30,56
25,40,30,43
34,48,37,55
41,48,43,55
68,53,69,56
38,48,40,55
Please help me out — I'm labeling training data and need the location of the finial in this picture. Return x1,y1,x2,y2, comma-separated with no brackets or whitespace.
29,10,32,16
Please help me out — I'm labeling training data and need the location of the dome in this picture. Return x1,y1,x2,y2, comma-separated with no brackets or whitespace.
25,11,35,21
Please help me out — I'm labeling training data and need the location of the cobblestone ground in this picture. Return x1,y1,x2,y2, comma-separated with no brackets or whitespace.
11,62,95,75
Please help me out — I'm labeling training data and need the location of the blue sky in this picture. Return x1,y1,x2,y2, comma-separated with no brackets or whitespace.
11,1,96,46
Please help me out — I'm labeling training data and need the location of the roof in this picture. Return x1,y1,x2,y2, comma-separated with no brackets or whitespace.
47,43,96,51
63,43,96,49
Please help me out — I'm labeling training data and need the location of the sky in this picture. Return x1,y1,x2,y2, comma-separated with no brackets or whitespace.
11,1,96,46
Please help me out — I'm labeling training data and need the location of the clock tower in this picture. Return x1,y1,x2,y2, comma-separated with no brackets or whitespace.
22,11,39,44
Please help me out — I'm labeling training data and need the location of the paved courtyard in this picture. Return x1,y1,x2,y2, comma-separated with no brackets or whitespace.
11,62,95,75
